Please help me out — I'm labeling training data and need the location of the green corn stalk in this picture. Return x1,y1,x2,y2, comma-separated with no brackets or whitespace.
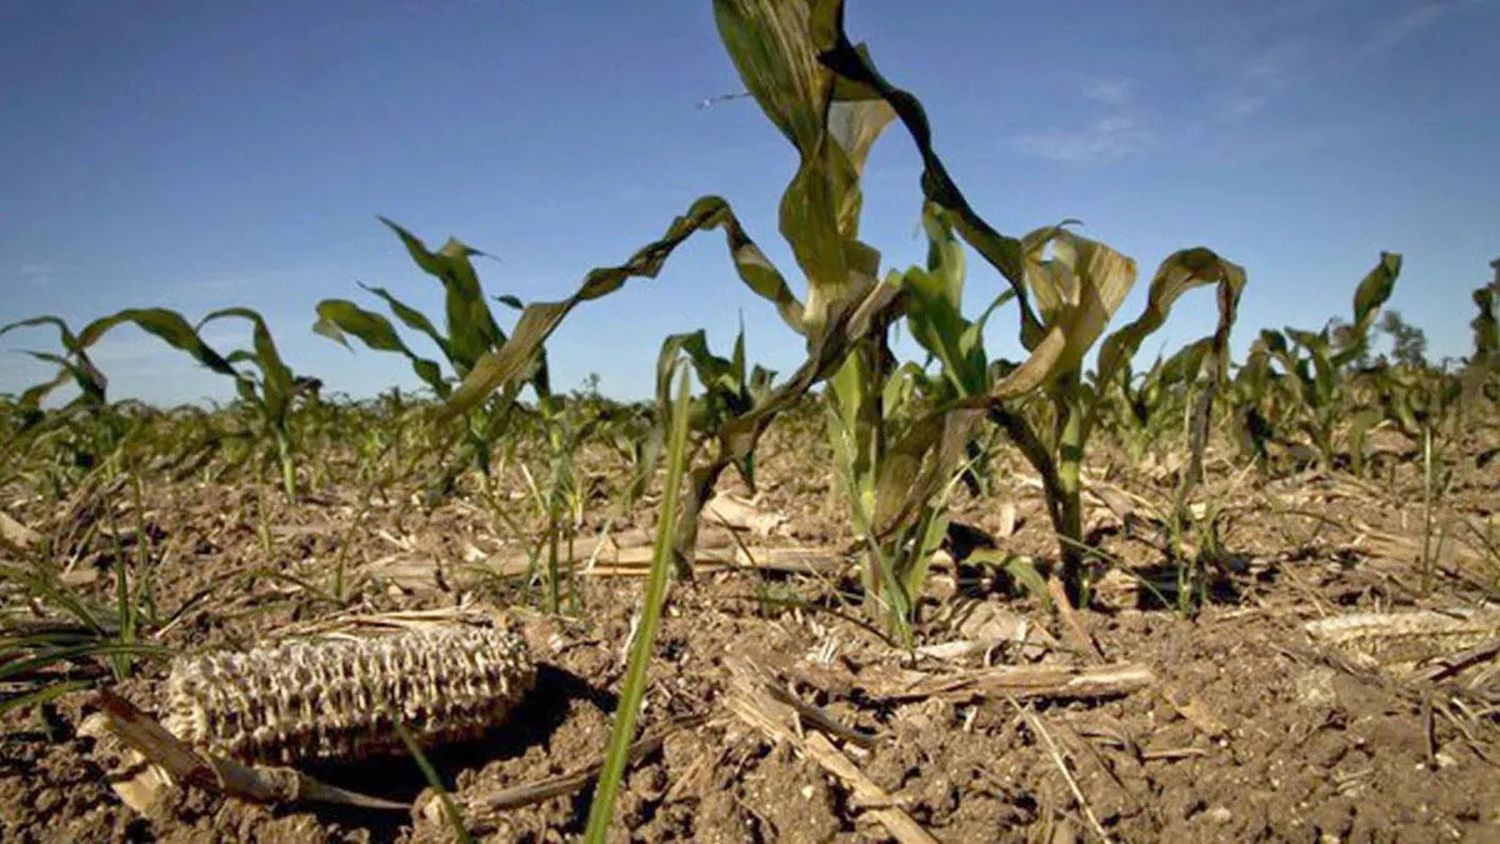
826,348,957,642
532,391,603,613
601,403,663,511
313,219,545,497
202,308,303,501
649,324,784,576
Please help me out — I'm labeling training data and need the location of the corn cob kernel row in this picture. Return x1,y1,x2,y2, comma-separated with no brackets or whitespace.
163,624,534,764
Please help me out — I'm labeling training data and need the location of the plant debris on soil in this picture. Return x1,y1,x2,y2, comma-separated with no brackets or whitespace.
3,419,1498,843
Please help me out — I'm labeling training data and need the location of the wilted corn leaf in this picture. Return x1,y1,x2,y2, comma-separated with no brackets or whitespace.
1,315,85,349
364,283,460,366
446,0,898,422
714,0,894,331
1093,249,1246,395
76,308,239,377
199,307,296,426
818,19,1043,348
0,316,112,409
313,299,448,396
62,306,306,497
1343,251,1403,359
1021,229,1138,383
866,215,1135,540
442,195,803,421
379,217,504,375
14,350,105,409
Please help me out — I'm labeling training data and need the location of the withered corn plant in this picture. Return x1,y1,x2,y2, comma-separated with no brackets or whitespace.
407,5,922,640
890,203,1246,604
1094,342,1215,465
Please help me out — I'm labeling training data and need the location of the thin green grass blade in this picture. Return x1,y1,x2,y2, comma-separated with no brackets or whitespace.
0,642,174,682
393,720,474,844
0,679,92,718
583,367,693,842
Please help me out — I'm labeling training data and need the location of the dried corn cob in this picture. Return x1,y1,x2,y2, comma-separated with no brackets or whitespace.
163,624,534,764
1305,609,1500,670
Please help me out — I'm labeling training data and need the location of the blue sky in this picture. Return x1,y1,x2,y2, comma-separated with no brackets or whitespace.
1,0,1496,405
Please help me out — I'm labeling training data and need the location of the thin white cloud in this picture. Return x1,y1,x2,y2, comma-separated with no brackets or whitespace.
1016,115,1154,163
1083,78,1133,108
1014,78,1153,162
1220,93,1270,121
1363,0,1474,55
1211,39,1307,124
1242,40,1305,86
8,263,61,286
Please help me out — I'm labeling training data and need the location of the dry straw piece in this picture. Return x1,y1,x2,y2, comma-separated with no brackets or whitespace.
164,623,535,764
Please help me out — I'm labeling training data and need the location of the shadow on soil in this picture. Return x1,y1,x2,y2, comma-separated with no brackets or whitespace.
292,662,615,838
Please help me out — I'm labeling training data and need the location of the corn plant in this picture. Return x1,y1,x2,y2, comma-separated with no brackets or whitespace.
416,0,1247,629
0,317,130,490
890,203,1245,602
825,347,959,641
1095,342,1215,465
1234,253,1402,471
431,4,1043,629
4,308,309,500
0,316,110,417
599,401,663,511
522,391,606,613
437,0,917,584
313,218,545,499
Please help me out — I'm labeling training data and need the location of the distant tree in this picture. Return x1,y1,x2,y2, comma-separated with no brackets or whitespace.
1470,258,1499,363
1378,310,1427,368
1327,317,1373,368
